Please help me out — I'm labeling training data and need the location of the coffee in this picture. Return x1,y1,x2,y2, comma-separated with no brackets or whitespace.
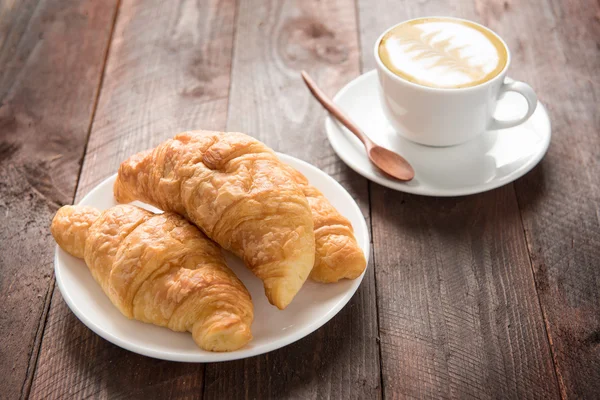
378,17,508,89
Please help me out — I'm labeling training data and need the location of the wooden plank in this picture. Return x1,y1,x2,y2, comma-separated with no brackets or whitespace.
357,1,562,398
74,0,236,196
28,0,236,398
369,189,561,399
202,0,381,399
509,0,600,397
0,0,118,398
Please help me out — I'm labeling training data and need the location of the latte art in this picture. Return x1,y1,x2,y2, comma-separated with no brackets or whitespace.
378,18,508,89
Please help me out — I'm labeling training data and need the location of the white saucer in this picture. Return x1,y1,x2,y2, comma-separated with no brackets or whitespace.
54,154,369,362
325,70,551,196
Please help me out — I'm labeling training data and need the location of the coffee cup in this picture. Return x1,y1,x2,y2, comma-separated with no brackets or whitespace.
374,17,537,147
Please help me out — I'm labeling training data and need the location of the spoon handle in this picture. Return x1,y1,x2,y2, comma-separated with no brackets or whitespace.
301,71,371,148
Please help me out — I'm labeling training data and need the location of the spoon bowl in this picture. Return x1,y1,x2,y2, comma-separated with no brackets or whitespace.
367,145,415,181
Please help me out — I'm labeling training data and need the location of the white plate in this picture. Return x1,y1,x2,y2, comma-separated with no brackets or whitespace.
54,154,369,362
326,70,551,196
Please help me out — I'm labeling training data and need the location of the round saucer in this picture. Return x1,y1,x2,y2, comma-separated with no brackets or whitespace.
325,70,551,196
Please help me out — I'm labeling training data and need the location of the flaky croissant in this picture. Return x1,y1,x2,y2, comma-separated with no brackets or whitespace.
113,131,315,310
280,164,367,282
51,204,253,352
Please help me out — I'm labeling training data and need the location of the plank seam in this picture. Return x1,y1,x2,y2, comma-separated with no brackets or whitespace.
353,0,364,74
354,0,383,396
19,276,55,400
223,0,241,134
72,0,122,203
367,179,385,400
20,1,122,398
512,184,565,400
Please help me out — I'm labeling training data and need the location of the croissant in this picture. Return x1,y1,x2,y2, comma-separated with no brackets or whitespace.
280,164,367,282
113,131,315,310
51,204,253,352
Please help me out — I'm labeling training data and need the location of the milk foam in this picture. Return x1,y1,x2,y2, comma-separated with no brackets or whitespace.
379,18,507,88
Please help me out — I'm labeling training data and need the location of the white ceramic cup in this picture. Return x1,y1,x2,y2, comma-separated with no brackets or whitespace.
374,17,538,147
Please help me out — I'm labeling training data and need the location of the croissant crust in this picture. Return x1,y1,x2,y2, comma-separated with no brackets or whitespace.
114,130,316,309
51,204,254,352
280,164,367,282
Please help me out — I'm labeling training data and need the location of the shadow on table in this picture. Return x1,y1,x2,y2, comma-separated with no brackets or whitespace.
44,277,378,398
512,161,549,216
368,161,548,239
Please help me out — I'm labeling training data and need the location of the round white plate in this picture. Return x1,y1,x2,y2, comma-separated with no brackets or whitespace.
54,154,369,362
326,70,551,196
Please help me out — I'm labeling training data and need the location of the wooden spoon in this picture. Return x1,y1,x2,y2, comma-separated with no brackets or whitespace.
301,71,414,181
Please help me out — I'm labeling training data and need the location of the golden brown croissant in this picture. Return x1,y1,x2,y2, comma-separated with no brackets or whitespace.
280,164,367,282
51,204,253,352
113,131,315,310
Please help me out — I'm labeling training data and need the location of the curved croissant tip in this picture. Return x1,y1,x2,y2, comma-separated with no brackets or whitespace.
51,205,100,259
266,280,304,310
310,244,367,283
193,315,252,352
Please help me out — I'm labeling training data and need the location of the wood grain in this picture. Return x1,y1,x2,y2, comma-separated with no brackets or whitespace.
358,0,561,398
202,0,381,399
28,0,236,398
0,0,118,398
368,189,560,399
507,0,600,397
9,0,596,398
75,0,237,196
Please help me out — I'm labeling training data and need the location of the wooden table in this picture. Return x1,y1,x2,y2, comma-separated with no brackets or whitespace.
1,0,598,398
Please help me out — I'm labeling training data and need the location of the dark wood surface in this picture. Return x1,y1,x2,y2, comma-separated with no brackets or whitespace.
510,1,600,398
0,1,118,398
1,0,597,399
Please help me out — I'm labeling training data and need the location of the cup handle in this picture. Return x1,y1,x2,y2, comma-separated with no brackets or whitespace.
488,79,538,130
